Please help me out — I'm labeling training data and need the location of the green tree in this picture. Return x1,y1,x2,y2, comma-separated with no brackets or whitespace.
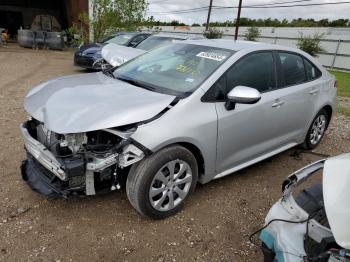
80,0,148,42
244,26,261,41
297,32,325,57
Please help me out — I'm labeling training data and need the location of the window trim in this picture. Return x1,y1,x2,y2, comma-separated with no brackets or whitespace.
274,50,323,90
201,50,278,103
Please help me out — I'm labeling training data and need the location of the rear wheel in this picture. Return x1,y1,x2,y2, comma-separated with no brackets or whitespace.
302,109,329,150
126,145,198,219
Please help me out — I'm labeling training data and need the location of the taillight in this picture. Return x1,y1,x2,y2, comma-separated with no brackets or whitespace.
334,80,338,88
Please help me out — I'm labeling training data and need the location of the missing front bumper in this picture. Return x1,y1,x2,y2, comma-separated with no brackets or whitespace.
21,155,71,198
20,120,147,198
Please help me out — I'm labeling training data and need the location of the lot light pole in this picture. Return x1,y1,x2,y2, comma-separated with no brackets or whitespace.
234,0,243,40
206,0,214,31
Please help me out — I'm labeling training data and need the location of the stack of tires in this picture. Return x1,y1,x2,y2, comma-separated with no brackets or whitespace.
17,29,64,50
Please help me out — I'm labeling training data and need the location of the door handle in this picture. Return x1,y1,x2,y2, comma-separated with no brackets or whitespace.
272,100,285,108
309,89,319,95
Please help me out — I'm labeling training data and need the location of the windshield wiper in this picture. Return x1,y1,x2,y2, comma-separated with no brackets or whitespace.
116,76,156,92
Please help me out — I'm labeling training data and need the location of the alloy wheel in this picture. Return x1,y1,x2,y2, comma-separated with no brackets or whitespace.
149,160,192,212
309,115,326,145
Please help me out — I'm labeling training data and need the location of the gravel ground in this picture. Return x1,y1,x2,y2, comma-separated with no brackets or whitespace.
0,44,349,262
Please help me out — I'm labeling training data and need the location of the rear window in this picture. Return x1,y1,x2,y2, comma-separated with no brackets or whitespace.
136,37,181,51
104,34,133,45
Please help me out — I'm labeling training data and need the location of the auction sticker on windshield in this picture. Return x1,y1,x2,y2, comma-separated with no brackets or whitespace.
196,52,227,61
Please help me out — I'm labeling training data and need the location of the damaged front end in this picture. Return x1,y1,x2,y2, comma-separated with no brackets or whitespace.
20,118,147,198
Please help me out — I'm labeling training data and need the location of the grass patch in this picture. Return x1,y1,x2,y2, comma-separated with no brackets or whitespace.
329,70,350,97
337,104,350,117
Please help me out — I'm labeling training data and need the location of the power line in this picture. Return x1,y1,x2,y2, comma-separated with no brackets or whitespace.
148,0,312,14
148,1,350,15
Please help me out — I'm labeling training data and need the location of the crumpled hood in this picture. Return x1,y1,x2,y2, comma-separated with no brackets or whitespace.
24,72,175,134
102,43,146,67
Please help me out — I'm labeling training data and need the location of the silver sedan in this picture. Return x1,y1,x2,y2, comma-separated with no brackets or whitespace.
21,39,336,219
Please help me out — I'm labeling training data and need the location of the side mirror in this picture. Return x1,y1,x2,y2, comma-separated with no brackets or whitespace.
225,86,261,110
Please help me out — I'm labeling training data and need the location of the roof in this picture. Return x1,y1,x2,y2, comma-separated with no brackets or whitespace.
111,32,151,36
151,33,204,40
182,39,298,52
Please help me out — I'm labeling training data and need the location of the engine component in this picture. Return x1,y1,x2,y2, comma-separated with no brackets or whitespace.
60,133,87,154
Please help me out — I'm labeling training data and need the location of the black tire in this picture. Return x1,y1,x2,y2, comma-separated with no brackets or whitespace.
302,109,329,150
295,183,332,259
126,145,198,219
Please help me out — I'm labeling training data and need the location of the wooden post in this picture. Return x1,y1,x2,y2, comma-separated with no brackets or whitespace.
234,0,243,40
206,0,214,31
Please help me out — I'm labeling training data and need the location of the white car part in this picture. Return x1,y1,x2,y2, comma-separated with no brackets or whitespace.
260,159,334,262
101,43,146,67
323,153,350,250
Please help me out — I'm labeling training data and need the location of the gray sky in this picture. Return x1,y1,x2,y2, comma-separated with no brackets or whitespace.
146,0,350,24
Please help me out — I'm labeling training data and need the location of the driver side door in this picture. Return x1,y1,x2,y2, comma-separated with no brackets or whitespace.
211,51,290,176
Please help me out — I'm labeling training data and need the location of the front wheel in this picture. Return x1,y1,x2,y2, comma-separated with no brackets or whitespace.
126,145,198,219
302,109,329,150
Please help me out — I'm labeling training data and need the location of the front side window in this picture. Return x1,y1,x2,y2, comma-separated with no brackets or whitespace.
202,52,275,102
114,43,234,96
226,52,275,93
278,52,306,87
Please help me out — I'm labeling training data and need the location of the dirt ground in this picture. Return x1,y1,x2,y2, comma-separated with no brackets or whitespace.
0,44,349,262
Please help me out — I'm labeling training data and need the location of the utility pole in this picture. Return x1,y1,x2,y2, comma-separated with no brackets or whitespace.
206,0,213,31
234,0,243,40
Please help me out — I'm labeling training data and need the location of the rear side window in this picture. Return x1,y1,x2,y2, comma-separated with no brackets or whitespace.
278,52,306,87
304,59,322,81
226,52,275,93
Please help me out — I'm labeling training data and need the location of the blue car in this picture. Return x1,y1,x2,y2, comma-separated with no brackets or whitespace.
74,32,151,70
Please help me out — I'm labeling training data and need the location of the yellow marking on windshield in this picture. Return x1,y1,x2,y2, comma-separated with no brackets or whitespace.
176,59,200,76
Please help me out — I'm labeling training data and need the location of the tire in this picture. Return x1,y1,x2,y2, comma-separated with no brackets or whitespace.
302,109,329,150
126,145,198,219
295,183,332,260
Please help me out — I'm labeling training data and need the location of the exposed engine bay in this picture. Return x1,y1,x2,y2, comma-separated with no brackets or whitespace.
21,118,146,198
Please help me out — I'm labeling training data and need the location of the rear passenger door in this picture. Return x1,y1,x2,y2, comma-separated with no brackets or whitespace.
274,51,321,143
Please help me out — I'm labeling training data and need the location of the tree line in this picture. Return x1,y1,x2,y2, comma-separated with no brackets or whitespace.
145,17,350,28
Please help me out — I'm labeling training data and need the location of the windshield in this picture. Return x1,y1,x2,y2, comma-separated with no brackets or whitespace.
114,43,234,96
104,34,133,45
136,36,182,51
